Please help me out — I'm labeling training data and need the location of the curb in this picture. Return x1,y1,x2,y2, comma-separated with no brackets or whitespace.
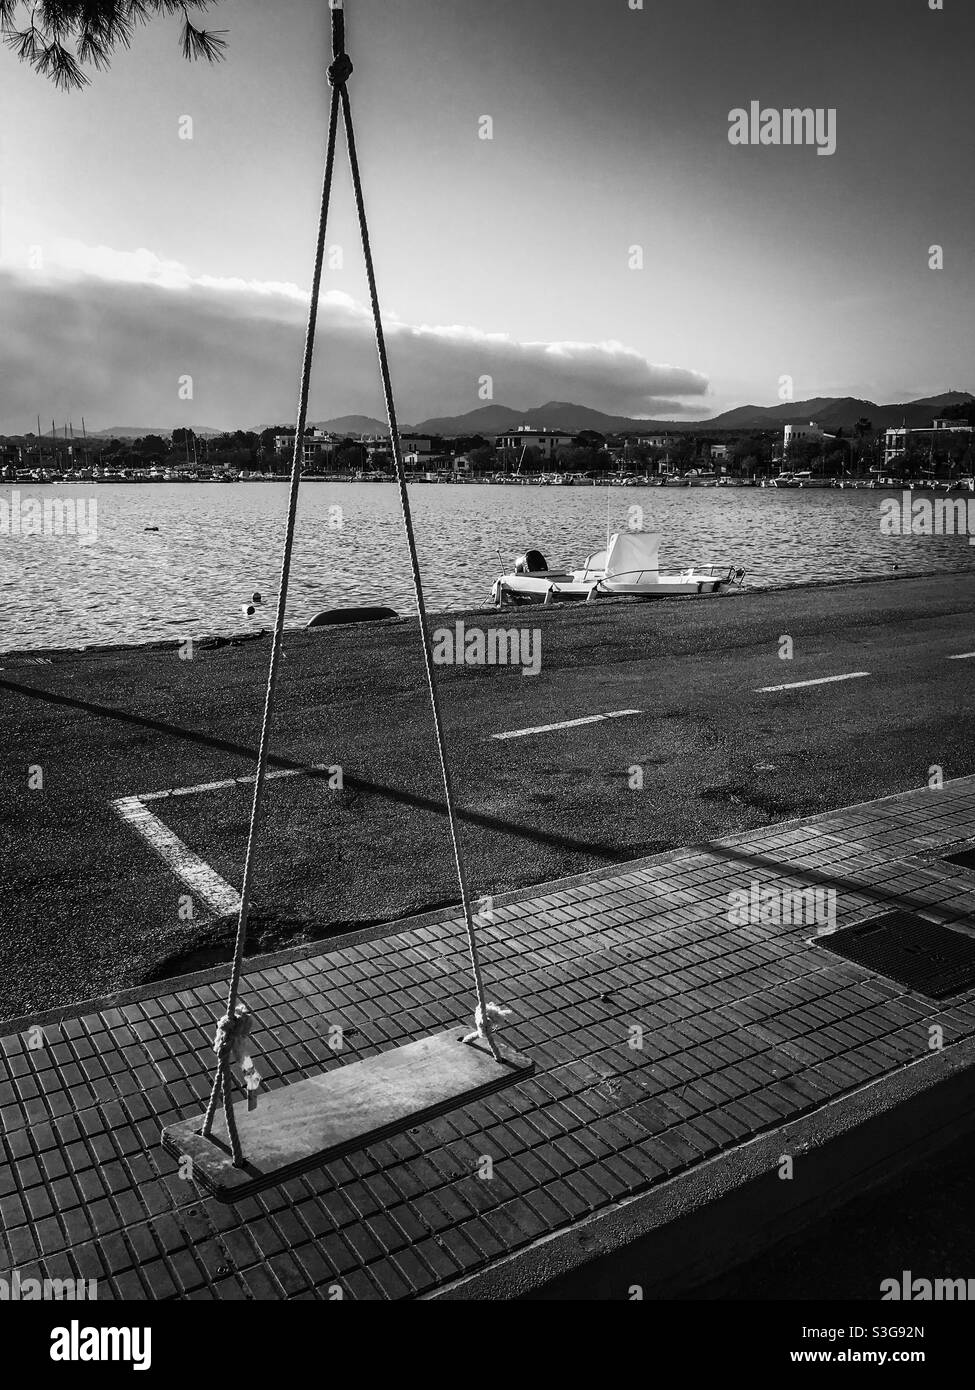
429,1031,975,1300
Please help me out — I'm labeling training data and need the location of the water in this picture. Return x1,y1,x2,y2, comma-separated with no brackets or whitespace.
2,481,974,653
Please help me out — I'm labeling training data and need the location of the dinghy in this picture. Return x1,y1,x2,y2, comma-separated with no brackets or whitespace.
492,531,745,607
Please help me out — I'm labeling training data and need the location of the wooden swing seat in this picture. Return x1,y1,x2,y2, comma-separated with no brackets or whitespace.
162,1029,534,1201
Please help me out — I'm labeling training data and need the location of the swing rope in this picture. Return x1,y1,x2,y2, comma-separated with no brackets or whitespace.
337,57,503,1067
201,2,500,1163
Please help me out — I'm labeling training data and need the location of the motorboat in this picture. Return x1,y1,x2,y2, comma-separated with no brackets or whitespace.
491,531,745,607
770,471,829,488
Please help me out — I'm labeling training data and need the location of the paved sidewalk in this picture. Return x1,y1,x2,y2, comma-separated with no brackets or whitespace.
3,780,975,1300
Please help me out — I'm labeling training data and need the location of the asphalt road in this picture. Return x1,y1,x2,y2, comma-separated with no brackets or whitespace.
2,572,975,1018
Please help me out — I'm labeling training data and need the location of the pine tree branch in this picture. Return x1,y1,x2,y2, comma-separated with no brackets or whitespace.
3,0,227,85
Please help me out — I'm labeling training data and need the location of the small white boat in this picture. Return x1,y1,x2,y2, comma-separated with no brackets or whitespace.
773,471,832,489
492,531,745,607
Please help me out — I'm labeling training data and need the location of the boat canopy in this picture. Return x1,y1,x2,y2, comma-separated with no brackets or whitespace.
605,531,661,583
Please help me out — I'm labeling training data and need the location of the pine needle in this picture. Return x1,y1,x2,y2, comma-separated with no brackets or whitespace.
3,0,227,86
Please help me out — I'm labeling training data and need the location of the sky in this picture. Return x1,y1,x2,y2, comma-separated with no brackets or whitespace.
0,0,972,432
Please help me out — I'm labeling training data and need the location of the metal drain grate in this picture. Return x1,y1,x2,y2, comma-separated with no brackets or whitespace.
941,846,975,872
820,911,975,999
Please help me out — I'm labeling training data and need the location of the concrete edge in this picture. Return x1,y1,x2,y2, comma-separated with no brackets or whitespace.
0,568,965,663
428,1031,975,1300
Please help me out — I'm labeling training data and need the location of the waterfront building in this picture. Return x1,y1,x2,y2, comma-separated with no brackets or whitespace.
634,434,677,450
495,426,575,461
884,418,974,466
783,421,825,452
274,428,335,465
399,437,435,464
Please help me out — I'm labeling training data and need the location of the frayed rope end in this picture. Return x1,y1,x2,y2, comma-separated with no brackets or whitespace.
463,1001,512,1044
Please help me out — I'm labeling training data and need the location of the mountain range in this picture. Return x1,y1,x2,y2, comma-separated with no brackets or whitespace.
90,425,226,439
318,392,975,437
694,391,975,433
62,391,975,440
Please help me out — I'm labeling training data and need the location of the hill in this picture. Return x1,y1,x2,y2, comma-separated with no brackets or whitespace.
412,401,679,436
308,415,389,436
409,404,525,435
90,425,226,439
685,391,975,433
702,398,879,431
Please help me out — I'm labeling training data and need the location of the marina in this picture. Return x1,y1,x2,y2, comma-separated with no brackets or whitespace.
6,463,975,491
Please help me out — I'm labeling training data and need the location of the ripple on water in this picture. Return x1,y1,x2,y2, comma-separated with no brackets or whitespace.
3,482,974,652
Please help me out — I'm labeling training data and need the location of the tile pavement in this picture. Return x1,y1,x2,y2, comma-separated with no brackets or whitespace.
3,780,975,1299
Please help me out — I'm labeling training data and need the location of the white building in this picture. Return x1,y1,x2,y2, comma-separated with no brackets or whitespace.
782,421,825,452
496,426,576,461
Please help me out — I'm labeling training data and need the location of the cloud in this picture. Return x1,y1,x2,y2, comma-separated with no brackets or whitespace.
0,244,710,431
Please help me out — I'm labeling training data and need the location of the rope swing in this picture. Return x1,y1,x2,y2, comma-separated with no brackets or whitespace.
200,1,502,1167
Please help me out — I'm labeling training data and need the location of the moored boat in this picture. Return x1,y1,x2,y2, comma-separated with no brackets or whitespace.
492,531,745,607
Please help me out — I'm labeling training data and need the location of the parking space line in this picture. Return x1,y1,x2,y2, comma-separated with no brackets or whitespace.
139,764,333,803
492,710,642,740
756,673,870,693
112,795,241,916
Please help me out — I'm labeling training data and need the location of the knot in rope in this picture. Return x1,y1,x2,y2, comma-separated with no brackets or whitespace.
212,1004,254,1066
464,1001,512,1046
327,53,354,87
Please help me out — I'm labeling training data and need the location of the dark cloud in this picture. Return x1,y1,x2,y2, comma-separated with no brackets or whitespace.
0,267,710,431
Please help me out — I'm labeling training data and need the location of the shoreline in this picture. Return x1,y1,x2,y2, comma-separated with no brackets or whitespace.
0,565,967,662
4,474,975,490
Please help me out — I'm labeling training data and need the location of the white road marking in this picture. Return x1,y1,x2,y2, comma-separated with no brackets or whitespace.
947,652,975,661
492,709,642,740
755,672,870,693
112,795,241,916
139,764,333,803
112,763,335,918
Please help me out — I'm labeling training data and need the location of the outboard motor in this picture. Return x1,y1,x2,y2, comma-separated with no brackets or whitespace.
514,549,548,575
